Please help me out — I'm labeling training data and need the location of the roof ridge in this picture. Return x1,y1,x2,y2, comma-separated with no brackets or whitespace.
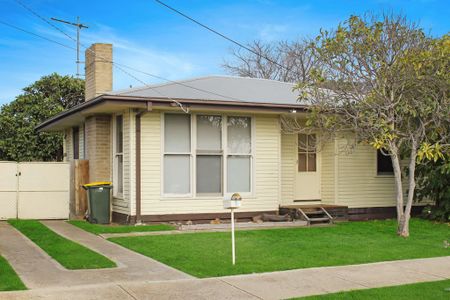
108,75,297,95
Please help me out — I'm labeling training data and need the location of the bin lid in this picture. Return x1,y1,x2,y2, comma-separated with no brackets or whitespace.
83,181,112,187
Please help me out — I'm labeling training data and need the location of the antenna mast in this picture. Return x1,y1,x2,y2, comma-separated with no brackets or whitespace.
51,17,88,77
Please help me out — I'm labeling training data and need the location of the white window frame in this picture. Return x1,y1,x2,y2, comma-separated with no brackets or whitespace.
161,113,193,198
297,133,317,173
194,114,224,197
113,114,124,198
224,115,254,198
161,112,255,199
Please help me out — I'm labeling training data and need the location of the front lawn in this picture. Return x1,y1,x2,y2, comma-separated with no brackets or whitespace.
109,219,450,277
0,254,26,291
68,220,175,235
9,220,116,270
296,279,450,299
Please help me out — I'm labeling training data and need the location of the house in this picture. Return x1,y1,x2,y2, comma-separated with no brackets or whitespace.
37,43,421,223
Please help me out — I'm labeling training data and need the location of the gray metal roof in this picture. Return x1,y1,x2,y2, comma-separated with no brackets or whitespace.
108,75,300,105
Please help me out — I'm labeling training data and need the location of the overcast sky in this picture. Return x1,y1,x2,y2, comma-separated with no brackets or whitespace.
1,0,449,105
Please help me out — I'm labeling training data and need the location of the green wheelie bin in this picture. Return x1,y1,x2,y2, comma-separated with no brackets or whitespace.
82,182,112,224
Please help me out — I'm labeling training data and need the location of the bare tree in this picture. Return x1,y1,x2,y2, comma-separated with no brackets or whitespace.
223,39,318,83
294,14,450,237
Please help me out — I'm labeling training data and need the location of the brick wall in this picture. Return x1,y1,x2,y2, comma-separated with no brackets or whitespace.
85,43,113,101
85,115,112,182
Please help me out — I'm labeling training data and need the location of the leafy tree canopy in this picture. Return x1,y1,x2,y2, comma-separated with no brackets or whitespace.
293,14,449,236
0,73,84,161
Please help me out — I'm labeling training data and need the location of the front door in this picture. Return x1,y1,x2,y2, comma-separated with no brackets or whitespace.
294,134,321,200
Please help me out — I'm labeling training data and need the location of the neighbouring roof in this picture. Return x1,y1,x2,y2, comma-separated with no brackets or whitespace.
108,75,300,105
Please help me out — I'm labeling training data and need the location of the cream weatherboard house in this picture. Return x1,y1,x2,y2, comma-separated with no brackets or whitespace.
38,43,419,223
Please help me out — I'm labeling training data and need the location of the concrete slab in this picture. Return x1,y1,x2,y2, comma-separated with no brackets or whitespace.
0,283,134,300
122,278,259,300
220,257,450,300
0,221,191,289
100,221,309,239
1,220,449,299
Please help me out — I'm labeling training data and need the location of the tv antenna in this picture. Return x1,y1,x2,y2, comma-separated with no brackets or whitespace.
51,16,88,77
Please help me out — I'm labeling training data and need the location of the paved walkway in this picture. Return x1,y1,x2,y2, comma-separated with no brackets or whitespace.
0,220,449,299
0,222,191,289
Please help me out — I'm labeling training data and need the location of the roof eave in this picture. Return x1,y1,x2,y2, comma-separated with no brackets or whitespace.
36,94,309,132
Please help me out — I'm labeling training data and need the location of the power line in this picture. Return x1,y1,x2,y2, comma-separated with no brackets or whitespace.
14,0,191,112
13,0,249,111
2,18,242,105
154,0,288,71
0,20,76,51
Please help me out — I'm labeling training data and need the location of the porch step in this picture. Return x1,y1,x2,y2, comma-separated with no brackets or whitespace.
297,207,333,226
308,217,330,222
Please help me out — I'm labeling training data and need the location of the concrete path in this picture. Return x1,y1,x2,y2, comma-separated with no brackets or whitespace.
100,221,309,239
0,222,191,289
1,254,449,299
1,220,449,299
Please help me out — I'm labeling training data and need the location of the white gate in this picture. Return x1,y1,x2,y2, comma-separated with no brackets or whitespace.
0,162,70,219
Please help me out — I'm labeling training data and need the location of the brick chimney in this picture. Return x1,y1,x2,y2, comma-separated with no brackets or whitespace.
84,43,113,101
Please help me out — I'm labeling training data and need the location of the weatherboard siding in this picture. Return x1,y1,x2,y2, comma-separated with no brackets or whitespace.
320,139,336,205
335,138,400,208
280,133,296,204
138,112,280,215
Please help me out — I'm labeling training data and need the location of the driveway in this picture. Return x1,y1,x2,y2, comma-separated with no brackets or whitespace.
0,221,191,289
1,221,449,299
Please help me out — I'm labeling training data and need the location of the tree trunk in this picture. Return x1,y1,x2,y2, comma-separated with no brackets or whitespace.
390,146,404,225
397,213,410,237
398,142,418,237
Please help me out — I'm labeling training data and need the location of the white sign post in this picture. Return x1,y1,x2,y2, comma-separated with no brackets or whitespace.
223,193,242,265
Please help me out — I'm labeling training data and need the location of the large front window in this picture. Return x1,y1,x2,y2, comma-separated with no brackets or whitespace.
163,114,191,195
163,114,252,196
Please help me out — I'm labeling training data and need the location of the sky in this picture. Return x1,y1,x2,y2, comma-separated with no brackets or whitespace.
0,0,449,105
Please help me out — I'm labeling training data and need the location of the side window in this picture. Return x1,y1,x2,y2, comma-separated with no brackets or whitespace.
73,127,79,159
377,149,393,175
298,134,316,172
114,115,124,196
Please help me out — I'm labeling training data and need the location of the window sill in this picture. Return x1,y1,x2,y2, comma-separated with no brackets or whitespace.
375,173,395,178
113,194,124,200
161,194,255,201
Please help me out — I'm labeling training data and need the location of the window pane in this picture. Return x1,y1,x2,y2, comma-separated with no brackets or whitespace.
308,134,316,151
164,155,190,194
164,114,190,152
197,115,221,150
227,156,251,192
116,115,123,153
298,134,307,151
307,153,316,172
73,127,79,159
117,155,123,194
377,150,393,174
196,155,222,194
227,117,251,153
298,153,307,172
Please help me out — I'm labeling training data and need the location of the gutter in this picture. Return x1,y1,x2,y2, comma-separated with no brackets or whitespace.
36,94,309,132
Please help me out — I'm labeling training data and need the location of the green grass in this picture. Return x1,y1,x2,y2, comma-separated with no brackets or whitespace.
296,279,450,299
68,220,175,235
8,220,116,270
0,254,26,291
109,219,450,278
